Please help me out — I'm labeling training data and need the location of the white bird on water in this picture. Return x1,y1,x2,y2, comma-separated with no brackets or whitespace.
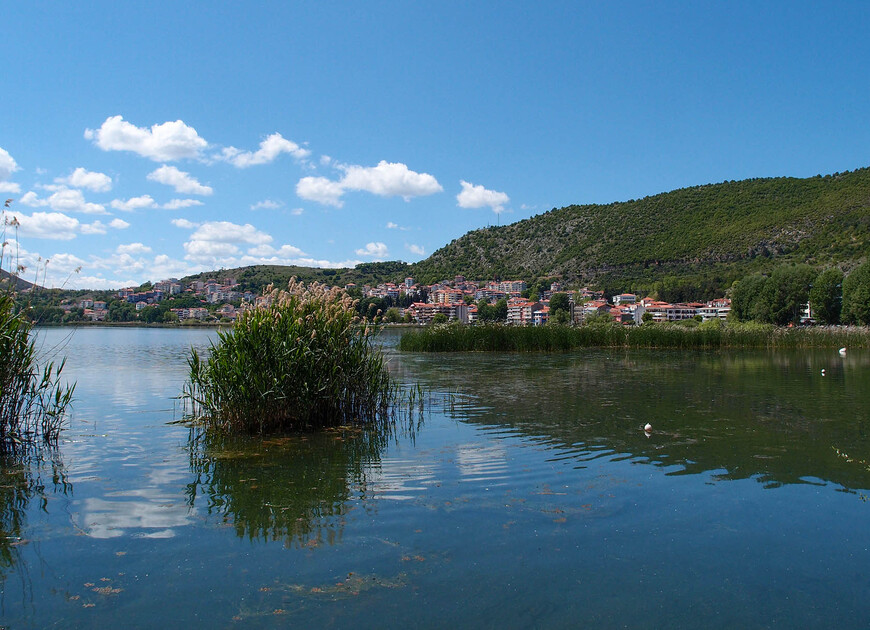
644,423,653,432
839,347,847,357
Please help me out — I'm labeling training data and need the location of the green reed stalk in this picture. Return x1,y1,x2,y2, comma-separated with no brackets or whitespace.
398,322,870,352
183,278,398,434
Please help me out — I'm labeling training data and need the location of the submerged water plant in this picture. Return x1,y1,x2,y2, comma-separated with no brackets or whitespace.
183,278,397,434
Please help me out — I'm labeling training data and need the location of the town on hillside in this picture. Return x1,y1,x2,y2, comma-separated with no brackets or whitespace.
58,273,743,326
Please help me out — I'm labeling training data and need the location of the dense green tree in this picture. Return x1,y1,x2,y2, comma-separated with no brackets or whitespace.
550,309,571,325
549,293,571,316
730,274,768,322
809,268,843,324
432,313,448,324
758,264,816,325
384,307,401,323
476,299,508,322
106,300,137,322
842,261,870,325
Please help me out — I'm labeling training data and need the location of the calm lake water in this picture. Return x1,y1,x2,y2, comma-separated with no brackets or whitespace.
3,326,870,628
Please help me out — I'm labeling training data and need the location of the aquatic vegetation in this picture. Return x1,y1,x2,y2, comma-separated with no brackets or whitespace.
183,278,397,434
398,321,870,352
1,207,75,449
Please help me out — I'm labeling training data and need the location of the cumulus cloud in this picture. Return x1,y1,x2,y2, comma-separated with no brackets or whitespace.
111,195,157,211
250,199,283,211
188,221,272,245
0,147,19,179
84,115,208,161
386,221,412,231
297,161,443,207
290,208,304,216
13,212,80,240
80,218,129,235
147,165,213,196
296,176,345,207
171,218,199,229
0,147,21,193
116,243,153,255
406,243,425,256
56,167,112,192
19,187,107,215
219,133,310,167
457,180,510,214
246,244,306,258
355,242,389,259
342,161,443,199
162,198,203,210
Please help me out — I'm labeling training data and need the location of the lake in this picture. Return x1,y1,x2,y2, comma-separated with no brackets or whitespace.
3,326,870,628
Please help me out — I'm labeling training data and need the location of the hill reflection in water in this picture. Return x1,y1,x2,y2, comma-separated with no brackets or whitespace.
393,346,870,492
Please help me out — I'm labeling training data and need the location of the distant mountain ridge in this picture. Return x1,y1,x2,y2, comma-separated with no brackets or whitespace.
410,167,870,299
182,167,870,301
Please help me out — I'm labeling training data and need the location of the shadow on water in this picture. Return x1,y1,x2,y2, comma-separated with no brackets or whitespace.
0,447,70,609
394,345,870,492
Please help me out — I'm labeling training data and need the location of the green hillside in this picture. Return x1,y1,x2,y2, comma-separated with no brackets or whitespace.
411,168,870,300
181,261,412,293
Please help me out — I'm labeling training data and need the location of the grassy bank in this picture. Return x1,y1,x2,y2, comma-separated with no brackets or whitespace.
398,322,870,352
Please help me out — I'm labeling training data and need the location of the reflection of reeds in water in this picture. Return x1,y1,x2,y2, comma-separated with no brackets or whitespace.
184,425,388,547
0,447,70,583
399,322,870,352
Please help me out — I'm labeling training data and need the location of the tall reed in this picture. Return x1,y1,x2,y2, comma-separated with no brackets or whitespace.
398,322,870,352
183,278,397,434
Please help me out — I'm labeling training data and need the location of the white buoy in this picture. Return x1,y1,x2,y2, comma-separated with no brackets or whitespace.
644,423,653,432
839,347,847,357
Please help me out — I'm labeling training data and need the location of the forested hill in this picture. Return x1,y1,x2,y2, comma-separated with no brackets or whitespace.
410,167,870,300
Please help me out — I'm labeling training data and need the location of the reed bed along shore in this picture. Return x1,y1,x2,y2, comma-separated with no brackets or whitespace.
398,322,870,352
183,279,400,435
0,293,75,451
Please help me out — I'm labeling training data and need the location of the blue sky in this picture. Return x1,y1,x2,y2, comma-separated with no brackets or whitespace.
1,2,869,289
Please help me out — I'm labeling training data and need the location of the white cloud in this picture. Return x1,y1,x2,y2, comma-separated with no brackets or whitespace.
407,243,425,256
80,218,129,235
19,187,107,215
117,243,152,255
386,221,412,231
80,221,108,235
84,115,208,161
250,199,283,211
189,221,272,245
355,241,389,259
246,244,306,258
184,240,241,259
296,176,345,207
57,167,112,192
0,147,19,180
296,160,443,207
0,148,21,193
162,199,203,210
341,161,443,200
111,195,157,211
457,180,510,214
147,165,213,196
13,211,79,240
171,218,199,229
219,133,310,167
290,207,304,216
